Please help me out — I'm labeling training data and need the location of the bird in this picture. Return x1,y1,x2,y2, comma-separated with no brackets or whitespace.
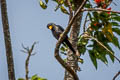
47,23,76,53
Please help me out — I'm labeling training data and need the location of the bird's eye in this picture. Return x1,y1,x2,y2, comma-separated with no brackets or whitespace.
48,26,53,30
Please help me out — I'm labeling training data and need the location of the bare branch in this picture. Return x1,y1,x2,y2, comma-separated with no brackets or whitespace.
21,42,37,80
66,0,73,20
113,71,120,80
54,0,87,80
83,12,89,33
82,8,120,14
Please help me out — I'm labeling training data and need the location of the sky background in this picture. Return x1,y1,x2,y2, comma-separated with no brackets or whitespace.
0,0,120,80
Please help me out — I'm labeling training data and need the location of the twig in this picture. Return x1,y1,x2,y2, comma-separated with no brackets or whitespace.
54,0,87,80
113,71,120,80
81,8,120,14
89,35,120,63
66,0,73,20
21,42,37,80
83,12,89,32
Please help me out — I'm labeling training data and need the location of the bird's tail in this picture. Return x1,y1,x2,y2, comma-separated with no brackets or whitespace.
64,39,76,53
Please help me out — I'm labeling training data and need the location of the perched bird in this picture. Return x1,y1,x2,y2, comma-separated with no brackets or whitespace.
47,23,76,53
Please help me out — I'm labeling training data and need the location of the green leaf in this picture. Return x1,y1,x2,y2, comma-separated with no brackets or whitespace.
18,78,25,80
31,74,47,80
111,22,120,26
39,0,47,9
98,51,108,65
112,28,120,35
60,6,69,15
112,36,120,49
45,0,49,4
31,74,38,80
60,46,65,52
112,16,120,22
93,12,99,21
85,3,91,8
89,50,97,69
77,35,88,54
88,12,92,21
111,13,119,16
105,44,114,62
93,44,108,65
58,0,64,4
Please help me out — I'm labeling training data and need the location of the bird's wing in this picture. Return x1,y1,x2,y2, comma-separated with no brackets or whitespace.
56,25,64,32
64,38,76,53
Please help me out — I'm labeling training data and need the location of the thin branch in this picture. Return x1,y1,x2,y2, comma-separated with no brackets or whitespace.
21,42,37,80
113,71,120,80
81,8,120,14
83,12,89,33
66,0,73,20
54,0,87,80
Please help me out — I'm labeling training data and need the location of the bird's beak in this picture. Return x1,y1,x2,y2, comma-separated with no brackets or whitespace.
48,26,53,30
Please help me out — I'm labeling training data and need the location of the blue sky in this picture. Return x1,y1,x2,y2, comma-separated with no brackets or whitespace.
0,0,120,80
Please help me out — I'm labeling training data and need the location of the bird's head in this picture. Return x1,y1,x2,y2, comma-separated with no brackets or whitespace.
47,23,56,30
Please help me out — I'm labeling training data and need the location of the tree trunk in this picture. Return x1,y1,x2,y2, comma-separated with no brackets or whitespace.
1,0,16,80
64,1,83,80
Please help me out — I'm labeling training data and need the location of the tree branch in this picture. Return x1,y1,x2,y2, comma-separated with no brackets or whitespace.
54,0,87,80
1,0,16,80
82,8,120,14
83,12,89,33
21,42,37,80
113,71,120,80
66,0,73,20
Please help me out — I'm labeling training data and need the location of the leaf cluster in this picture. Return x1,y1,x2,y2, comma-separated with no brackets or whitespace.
18,74,47,80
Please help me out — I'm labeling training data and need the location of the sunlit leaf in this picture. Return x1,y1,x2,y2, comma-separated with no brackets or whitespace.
31,74,47,80
60,6,69,15
102,23,113,41
39,0,47,9
60,46,66,52
58,0,64,4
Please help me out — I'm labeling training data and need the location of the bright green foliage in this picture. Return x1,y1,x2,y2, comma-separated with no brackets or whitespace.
18,75,47,80
60,6,69,15
31,74,47,80
39,0,47,9
77,35,88,55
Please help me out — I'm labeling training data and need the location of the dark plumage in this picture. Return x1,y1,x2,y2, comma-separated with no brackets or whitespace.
47,23,75,53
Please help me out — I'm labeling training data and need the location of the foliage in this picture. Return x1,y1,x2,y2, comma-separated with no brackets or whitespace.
39,0,120,69
78,0,120,69
18,74,47,80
